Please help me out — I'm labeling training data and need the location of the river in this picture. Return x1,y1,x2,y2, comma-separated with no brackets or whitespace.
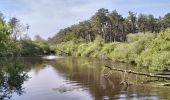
0,57,170,100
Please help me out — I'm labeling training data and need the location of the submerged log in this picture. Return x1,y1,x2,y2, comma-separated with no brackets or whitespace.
104,65,170,80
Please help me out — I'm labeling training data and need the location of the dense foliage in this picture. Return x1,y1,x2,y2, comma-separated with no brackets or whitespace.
49,8,170,70
0,12,50,57
1,8,170,71
49,8,170,71
54,29,170,71
49,8,170,44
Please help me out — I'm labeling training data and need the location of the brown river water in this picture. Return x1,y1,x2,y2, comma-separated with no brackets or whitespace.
0,57,170,100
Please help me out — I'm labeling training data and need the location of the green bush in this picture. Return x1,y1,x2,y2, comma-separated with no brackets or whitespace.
101,42,119,55
53,29,170,71
109,33,154,62
78,43,90,56
136,29,170,71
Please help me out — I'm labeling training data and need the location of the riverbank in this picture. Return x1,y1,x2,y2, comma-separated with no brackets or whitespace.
52,29,170,71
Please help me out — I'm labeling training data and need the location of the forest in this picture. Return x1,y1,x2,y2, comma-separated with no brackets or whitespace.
48,8,170,71
0,8,170,71
49,8,170,43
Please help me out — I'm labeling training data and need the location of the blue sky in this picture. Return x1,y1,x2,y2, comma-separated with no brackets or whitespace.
0,0,170,39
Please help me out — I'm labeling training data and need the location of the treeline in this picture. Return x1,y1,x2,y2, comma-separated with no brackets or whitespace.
49,8,170,71
49,8,170,44
0,11,50,57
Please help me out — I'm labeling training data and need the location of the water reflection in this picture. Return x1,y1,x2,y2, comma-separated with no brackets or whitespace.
51,57,170,100
50,58,129,100
0,58,29,100
1,57,170,100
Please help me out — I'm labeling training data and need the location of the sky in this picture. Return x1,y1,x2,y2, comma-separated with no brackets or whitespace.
0,0,170,39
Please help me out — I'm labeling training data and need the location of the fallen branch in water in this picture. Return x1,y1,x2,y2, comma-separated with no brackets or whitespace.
104,65,170,80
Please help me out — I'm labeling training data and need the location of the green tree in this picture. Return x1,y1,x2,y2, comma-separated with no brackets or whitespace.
147,15,156,33
137,14,148,33
0,13,11,56
91,8,109,39
162,13,170,29
127,11,137,33
108,10,125,42
8,17,25,40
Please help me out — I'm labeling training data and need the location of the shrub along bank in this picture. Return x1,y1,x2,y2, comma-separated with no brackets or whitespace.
53,29,170,71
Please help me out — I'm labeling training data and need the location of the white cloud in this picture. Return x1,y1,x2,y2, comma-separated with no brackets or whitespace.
1,0,169,39
10,0,112,38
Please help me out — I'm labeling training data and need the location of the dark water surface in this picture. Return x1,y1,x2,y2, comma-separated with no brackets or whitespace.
0,57,170,100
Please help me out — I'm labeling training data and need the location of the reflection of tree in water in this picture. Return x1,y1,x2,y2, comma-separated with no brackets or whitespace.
49,57,170,100
0,58,29,100
50,58,122,100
